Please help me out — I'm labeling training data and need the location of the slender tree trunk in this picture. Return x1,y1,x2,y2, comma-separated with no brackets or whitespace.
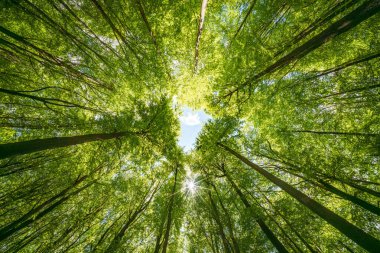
0,175,88,241
313,170,380,198
135,0,157,49
153,222,164,253
263,194,319,253
0,87,99,112
260,152,380,198
275,0,357,56
162,167,178,253
232,0,258,40
218,143,380,252
105,212,139,253
105,184,158,252
256,219,289,253
245,188,303,253
53,0,122,61
212,183,240,253
90,0,138,59
225,0,380,97
268,213,304,253
194,0,208,73
10,222,50,252
339,240,356,253
0,26,107,89
201,224,217,253
302,83,380,103
271,164,380,216
0,182,92,242
257,0,380,77
289,130,378,137
208,192,232,253
342,179,380,198
318,179,380,216
19,0,110,65
222,167,289,253
313,53,380,78
0,131,137,159
93,213,125,251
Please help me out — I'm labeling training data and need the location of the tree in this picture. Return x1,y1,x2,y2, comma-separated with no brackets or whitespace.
1,0,379,252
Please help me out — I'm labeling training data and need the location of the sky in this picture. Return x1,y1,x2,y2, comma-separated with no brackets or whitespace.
178,107,211,152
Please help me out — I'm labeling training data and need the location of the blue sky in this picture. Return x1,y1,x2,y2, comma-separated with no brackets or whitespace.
178,107,211,152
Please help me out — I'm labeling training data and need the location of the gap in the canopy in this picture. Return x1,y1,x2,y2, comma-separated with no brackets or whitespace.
178,107,211,153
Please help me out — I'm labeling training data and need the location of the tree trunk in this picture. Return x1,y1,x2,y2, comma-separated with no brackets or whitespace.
194,0,208,73
275,0,357,57
105,184,158,252
269,163,380,216
256,219,289,253
313,52,380,78
212,183,240,253
0,175,88,241
0,131,137,159
256,0,380,78
162,167,178,253
263,194,319,253
225,0,380,97
218,143,380,252
232,0,258,40
135,0,157,49
0,87,99,112
290,130,378,137
105,212,139,253
318,179,380,216
90,0,137,57
0,182,92,242
208,192,232,253
260,152,380,198
153,222,164,253
222,166,289,253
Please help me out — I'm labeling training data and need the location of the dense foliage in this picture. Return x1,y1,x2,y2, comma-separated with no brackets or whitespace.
0,0,379,252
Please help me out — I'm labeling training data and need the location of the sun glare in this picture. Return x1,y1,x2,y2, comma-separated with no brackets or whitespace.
184,178,198,196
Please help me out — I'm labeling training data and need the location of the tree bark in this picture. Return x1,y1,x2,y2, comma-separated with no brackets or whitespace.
194,0,208,73
135,0,157,48
90,0,137,57
318,179,380,216
290,130,378,137
0,175,88,241
0,131,137,159
263,194,319,253
256,0,380,78
256,219,289,253
153,222,164,253
162,167,178,253
208,192,232,253
212,183,240,253
218,143,380,252
260,153,380,198
0,182,92,242
105,184,158,252
0,87,99,112
225,0,380,98
275,0,357,57
222,166,289,253
313,52,380,78
268,163,380,216
232,0,258,40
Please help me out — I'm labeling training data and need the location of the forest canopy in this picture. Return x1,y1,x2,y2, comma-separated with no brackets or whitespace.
0,0,379,252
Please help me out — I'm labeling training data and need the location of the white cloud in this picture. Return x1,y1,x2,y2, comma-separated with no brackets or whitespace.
180,112,201,126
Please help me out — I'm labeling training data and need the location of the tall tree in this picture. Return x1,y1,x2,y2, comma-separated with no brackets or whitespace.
218,143,380,252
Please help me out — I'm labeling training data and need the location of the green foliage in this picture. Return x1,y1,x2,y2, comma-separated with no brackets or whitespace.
1,0,379,252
